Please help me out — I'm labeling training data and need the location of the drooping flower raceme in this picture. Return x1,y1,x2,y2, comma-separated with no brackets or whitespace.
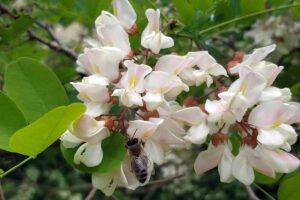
60,0,300,196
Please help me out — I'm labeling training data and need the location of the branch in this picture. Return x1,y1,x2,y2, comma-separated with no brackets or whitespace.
84,187,97,200
27,30,77,60
0,180,5,200
277,47,300,66
253,184,276,200
244,185,260,200
35,21,62,46
0,4,77,61
0,156,34,179
147,173,185,186
199,3,300,35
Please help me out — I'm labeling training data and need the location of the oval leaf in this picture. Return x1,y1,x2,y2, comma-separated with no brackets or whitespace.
5,57,69,122
61,133,126,174
278,168,300,200
0,92,27,151
255,171,283,185
9,103,86,156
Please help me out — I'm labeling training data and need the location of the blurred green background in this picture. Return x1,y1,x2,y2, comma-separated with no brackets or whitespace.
0,0,300,199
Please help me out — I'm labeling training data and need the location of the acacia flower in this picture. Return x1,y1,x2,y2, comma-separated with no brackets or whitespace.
95,11,131,56
229,44,276,74
232,144,300,185
180,51,228,87
112,60,152,107
127,118,184,164
141,9,174,53
248,101,300,151
71,75,111,117
218,69,266,121
194,134,234,183
112,0,137,31
60,115,110,167
143,71,188,111
76,47,124,81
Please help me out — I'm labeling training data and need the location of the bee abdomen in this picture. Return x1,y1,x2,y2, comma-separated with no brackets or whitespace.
135,168,148,183
132,156,148,183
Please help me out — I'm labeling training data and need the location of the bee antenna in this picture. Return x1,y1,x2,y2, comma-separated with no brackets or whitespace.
131,128,138,139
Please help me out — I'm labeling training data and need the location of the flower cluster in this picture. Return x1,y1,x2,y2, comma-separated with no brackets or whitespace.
60,0,300,196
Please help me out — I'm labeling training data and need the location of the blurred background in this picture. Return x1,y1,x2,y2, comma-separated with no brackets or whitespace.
0,0,300,199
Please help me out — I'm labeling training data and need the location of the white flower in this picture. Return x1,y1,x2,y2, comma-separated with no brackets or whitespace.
229,44,276,74
205,99,236,125
248,101,300,151
71,75,111,117
194,142,234,183
259,87,291,103
60,115,110,167
127,118,184,164
95,11,131,55
112,60,152,107
232,144,300,185
92,154,151,196
218,69,266,121
180,51,228,87
141,9,174,53
143,71,188,110
112,0,137,31
76,47,124,81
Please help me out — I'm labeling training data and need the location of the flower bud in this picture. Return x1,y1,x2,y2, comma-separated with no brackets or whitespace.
128,24,138,35
233,51,245,62
227,60,239,76
183,96,198,107
211,132,228,147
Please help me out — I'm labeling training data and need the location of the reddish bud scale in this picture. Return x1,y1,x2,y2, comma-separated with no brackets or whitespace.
199,104,208,114
146,110,160,119
233,51,245,62
183,96,199,107
211,132,228,147
227,60,240,76
104,119,114,130
242,135,258,148
126,51,134,60
128,24,138,35
215,86,228,100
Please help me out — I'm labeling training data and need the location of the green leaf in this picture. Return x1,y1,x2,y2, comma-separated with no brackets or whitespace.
61,133,126,173
172,0,196,25
5,57,69,122
278,168,300,200
0,169,4,174
0,92,27,151
11,15,33,34
255,171,283,184
188,0,213,11
240,0,265,15
9,103,86,156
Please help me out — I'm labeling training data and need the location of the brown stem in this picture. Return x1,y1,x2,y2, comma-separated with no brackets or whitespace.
0,180,5,200
244,184,261,200
195,88,218,100
84,187,97,200
27,30,77,60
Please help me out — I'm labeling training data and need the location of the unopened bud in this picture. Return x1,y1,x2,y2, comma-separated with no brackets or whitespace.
128,24,138,35
215,86,228,100
104,119,114,130
183,96,198,107
227,60,239,76
242,135,257,148
233,51,245,62
211,132,228,147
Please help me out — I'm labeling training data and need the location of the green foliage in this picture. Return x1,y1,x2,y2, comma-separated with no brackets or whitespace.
0,92,27,151
172,0,196,25
0,15,33,44
5,57,69,122
9,103,86,156
278,168,300,200
255,171,283,185
240,0,265,15
60,133,126,173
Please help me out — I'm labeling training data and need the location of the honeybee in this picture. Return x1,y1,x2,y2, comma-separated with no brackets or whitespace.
126,137,149,184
